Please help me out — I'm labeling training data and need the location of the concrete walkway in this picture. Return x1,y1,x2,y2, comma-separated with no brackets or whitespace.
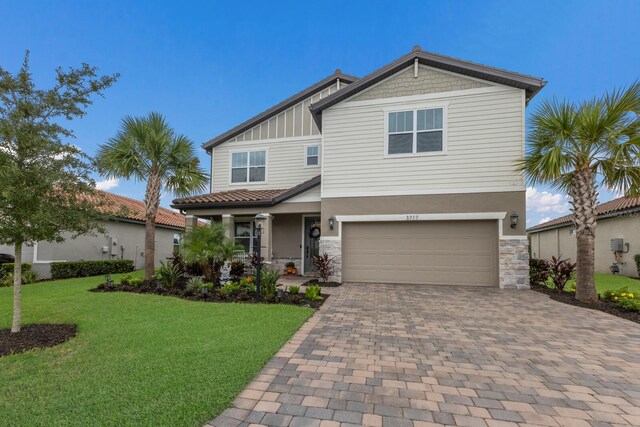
209,284,640,427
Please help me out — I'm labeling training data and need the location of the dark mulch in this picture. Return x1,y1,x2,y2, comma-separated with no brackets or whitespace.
531,285,640,324
301,279,342,288
0,323,77,357
90,283,327,309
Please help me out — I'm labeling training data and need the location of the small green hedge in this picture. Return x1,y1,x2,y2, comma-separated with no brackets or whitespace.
1,262,32,277
635,254,640,277
50,260,134,279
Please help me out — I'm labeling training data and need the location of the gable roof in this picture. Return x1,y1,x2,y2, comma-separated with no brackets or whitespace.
97,191,187,229
202,71,358,151
527,196,640,233
171,175,321,209
310,46,547,129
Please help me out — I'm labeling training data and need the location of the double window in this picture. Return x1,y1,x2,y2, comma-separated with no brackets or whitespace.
387,107,445,155
305,145,320,167
231,150,266,183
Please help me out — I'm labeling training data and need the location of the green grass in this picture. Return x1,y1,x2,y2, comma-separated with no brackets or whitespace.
593,273,640,294
0,271,313,426
547,273,640,294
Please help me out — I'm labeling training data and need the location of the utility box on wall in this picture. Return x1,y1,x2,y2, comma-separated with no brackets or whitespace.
611,238,624,252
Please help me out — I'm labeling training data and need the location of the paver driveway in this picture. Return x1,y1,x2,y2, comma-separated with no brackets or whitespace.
209,284,640,427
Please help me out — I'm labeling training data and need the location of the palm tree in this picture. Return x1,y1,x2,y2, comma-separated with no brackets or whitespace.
519,82,640,303
97,112,208,281
181,222,243,282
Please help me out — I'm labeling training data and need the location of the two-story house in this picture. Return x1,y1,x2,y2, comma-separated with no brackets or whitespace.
172,47,545,288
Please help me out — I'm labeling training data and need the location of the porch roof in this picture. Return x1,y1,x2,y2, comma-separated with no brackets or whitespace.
171,175,320,210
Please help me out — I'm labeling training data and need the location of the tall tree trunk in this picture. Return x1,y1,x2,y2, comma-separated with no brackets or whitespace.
144,172,161,281
571,166,599,303
11,242,22,333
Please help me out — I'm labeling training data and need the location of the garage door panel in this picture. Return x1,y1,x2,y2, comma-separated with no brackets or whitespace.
342,220,498,286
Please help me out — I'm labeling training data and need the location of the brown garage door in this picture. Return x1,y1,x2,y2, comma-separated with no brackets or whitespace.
342,220,498,286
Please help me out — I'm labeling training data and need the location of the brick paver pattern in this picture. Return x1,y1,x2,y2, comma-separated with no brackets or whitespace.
208,284,640,427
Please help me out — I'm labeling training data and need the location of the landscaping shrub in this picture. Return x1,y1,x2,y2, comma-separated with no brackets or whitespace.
51,259,134,279
635,254,640,277
238,277,255,293
529,258,550,287
312,253,335,283
259,267,280,300
155,261,184,288
129,277,143,287
602,287,640,311
305,284,323,301
1,262,32,276
289,285,300,295
548,256,576,292
230,260,246,282
0,269,38,286
186,276,204,293
219,281,241,298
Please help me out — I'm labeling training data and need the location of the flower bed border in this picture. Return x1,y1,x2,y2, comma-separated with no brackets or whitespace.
531,285,640,324
90,283,328,309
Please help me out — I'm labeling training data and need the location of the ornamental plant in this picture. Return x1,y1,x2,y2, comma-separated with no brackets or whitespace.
313,253,335,283
548,256,576,292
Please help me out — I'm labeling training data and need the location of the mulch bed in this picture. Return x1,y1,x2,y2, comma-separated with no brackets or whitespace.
301,279,342,288
0,324,77,357
90,283,327,309
531,285,640,324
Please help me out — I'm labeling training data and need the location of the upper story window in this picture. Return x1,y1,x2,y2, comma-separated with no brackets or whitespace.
231,150,266,183
387,107,445,156
305,145,320,167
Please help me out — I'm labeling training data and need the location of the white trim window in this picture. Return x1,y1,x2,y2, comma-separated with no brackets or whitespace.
305,145,320,167
387,107,445,155
231,150,266,183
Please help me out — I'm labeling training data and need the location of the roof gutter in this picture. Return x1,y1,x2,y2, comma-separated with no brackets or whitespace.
526,206,640,234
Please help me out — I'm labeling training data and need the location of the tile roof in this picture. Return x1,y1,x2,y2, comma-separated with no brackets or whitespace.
527,195,640,232
172,176,321,209
97,191,187,229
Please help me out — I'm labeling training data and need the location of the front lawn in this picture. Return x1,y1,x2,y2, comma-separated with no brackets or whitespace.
0,271,313,426
592,273,640,294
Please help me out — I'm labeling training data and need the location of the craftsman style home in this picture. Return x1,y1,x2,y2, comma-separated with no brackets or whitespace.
172,47,546,288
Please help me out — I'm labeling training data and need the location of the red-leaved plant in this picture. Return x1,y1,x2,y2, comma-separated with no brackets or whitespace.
548,256,576,292
312,253,335,283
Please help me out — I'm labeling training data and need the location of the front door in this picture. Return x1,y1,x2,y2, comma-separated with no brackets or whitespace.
303,216,321,275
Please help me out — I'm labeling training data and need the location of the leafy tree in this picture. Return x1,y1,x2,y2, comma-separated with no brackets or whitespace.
519,82,640,303
96,113,208,281
0,51,118,332
180,222,243,282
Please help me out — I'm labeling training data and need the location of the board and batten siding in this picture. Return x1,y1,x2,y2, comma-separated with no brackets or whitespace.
211,136,322,192
227,81,348,143
321,85,526,198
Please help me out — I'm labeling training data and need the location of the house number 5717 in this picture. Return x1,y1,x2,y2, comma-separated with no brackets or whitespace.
406,215,419,221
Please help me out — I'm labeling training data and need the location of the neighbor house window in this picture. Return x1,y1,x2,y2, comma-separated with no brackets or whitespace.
387,107,444,155
231,150,266,183
305,145,320,166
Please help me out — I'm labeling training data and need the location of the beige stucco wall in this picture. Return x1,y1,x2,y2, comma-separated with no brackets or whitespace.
529,214,640,277
349,64,489,102
321,191,526,237
272,214,302,259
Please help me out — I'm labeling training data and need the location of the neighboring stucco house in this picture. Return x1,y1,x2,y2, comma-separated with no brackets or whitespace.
172,47,546,288
0,191,186,278
528,196,640,278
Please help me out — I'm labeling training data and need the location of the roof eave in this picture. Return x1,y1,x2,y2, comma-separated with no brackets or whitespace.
202,74,357,152
310,50,546,130
526,206,640,233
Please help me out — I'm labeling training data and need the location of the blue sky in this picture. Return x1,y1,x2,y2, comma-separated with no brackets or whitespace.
2,1,639,226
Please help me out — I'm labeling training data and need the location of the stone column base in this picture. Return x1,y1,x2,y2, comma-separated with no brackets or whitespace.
319,238,342,283
499,238,530,289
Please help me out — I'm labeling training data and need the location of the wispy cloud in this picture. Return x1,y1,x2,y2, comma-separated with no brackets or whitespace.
538,216,552,225
526,187,570,214
95,178,119,191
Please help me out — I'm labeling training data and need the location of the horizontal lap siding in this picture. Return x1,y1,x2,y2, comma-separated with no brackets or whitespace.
322,88,525,197
212,137,321,192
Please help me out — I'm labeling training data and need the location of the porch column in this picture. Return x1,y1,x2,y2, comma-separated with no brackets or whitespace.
261,213,273,262
222,214,234,240
185,215,198,231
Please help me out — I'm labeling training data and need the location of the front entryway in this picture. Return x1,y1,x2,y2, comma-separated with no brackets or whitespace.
302,215,321,275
